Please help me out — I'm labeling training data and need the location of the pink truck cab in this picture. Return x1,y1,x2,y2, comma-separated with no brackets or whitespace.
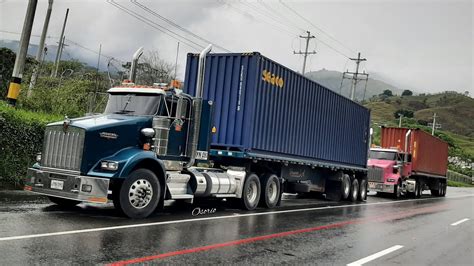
367,148,413,197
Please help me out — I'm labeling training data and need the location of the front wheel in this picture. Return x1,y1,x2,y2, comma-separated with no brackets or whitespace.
116,168,161,219
394,180,402,199
48,196,81,207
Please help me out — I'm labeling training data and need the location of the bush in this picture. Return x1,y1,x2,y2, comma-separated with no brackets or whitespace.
0,101,61,188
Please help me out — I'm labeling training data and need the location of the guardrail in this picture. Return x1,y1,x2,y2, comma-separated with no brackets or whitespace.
447,170,473,185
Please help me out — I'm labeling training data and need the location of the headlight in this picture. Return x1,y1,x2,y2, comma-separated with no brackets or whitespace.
36,153,42,162
101,161,118,171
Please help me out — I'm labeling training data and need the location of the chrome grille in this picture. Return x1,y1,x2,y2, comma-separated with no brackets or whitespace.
368,166,384,182
42,126,85,171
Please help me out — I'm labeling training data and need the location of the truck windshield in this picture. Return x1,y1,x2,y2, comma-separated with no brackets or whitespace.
369,151,397,160
104,94,162,115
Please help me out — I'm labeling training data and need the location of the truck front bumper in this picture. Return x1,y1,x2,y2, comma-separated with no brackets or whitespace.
24,168,110,204
368,181,394,193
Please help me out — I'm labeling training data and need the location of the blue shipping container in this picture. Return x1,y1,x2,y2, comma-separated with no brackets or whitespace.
184,52,370,169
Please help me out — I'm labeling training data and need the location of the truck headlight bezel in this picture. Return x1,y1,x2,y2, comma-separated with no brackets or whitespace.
100,161,119,171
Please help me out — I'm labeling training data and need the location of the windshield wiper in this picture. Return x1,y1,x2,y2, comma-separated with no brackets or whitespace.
113,110,135,114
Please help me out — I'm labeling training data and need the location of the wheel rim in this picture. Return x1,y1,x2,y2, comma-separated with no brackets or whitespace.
343,177,350,197
352,182,357,199
128,179,153,209
247,180,258,204
268,180,278,203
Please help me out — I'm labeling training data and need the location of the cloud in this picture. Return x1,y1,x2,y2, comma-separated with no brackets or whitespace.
1,0,472,93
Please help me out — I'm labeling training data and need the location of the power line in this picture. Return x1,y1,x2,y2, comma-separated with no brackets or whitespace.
1,29,124,62
222,1,298,37
238,0,302,35
279,0,354,57
106,0,203,51
257,0,305,32
130,0,231,52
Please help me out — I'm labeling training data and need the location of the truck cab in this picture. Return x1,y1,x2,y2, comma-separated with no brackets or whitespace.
367,148,412,197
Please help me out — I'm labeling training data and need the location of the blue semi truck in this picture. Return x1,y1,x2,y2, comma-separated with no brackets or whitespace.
24,45,371,218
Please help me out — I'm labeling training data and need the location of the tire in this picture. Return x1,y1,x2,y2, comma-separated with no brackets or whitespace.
430,181,440,197
117,168,161,219
239,173,261,210
415,181,422,198
394,180,402,199
341,174,351,200
48,196,81,207
358,179,367,201
441,182,447,197
349,178,359,202
259,174,281,209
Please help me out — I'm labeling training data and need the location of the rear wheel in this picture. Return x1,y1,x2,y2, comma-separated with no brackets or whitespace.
48,196,81,207
341,174,351,200
348,178,359,202
117,168,160,219
259,174,280,208
358,178,368,201
430,182,441,197
239,173,261,210
441,182,447,197
415,180,422,198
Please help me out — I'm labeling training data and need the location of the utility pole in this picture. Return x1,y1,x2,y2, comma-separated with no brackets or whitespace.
52,8,69,78
28,0,53,97
6,0,38,106
431,113,437,135
90,44,102,114
398,114,403,127
293,31,316,75
339,52,368,101
174,42,180,80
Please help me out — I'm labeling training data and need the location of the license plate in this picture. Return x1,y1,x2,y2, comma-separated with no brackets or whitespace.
50,180,64,190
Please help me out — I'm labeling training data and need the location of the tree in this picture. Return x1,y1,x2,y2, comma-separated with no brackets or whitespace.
0,47,35,98
394,109,414,119
380,89,393,97
402,90,413,96
135,50,175,86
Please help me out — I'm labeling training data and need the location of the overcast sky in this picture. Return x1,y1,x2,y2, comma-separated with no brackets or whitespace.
1,0,472,94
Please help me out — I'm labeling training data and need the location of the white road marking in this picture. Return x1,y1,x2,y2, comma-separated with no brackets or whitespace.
0,194,472,242
347,245,404,266
450,218,470,226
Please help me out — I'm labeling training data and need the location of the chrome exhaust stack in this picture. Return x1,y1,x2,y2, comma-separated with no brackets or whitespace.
185,44,212,168
129,47,144,83
404,129,412,162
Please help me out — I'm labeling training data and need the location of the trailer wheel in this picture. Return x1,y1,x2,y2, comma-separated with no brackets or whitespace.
358,179,367,201
117,168,160,219
48,196,81,207
441,182,447,197
239,173,261,211
348,178,359,202
341,174,351,200
259,174,280,208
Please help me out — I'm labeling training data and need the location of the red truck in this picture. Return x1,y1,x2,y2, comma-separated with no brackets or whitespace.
367,127,449,198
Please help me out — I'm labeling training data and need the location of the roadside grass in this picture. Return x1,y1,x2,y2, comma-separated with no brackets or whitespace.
447,180,474,188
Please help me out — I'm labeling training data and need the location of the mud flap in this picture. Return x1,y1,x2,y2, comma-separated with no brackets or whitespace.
325,180,342,201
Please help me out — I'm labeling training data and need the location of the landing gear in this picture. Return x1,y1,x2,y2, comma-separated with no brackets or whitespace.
115,168,161,219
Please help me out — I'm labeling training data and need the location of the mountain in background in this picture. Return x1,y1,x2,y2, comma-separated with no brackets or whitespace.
305,69,406,101
0,39,66,63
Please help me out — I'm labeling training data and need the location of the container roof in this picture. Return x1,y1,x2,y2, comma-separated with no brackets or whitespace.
108,87,166,95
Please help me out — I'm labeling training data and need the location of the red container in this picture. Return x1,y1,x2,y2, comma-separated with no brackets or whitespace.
380,127,448,177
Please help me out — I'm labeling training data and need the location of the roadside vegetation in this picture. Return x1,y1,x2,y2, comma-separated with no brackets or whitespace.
447,180,474,188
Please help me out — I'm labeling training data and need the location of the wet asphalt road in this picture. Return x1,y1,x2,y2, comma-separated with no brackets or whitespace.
0,187,473,265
